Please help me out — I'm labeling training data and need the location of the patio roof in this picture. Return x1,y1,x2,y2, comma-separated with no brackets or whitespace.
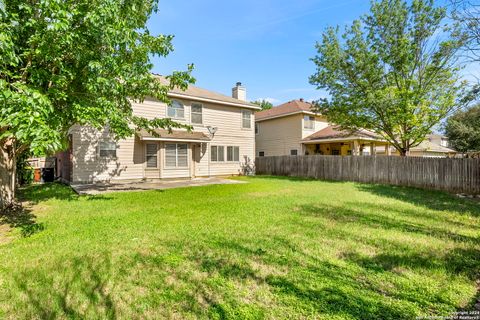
137,129,211,142
302,126,385,144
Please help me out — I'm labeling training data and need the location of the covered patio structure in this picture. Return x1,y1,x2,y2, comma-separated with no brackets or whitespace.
302,126,389,156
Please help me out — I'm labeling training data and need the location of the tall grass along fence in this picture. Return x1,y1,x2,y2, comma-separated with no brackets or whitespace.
255,155,480,194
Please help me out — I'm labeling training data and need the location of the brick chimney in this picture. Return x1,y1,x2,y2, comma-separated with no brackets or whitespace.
232,82,246,101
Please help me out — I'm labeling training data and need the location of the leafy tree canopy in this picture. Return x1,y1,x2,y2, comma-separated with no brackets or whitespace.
0,0,194,156
309,0,469,156
252,99,273,111
444,103,480,153
0,0,194,208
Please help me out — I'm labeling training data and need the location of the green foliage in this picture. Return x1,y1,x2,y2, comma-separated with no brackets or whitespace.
1,177,479,318
310,0,468,155
444,103,480,152
0,0,194,156
16,151,34,185
252,99,273,111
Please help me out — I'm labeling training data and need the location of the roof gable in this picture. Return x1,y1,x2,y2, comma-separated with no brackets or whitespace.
255,100,317,121
153,75,259,110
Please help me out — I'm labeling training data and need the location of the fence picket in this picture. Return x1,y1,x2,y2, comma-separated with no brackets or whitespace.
255,155,480,194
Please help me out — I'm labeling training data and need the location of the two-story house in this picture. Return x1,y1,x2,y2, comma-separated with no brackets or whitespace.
57,78,260,184
255,99,388,157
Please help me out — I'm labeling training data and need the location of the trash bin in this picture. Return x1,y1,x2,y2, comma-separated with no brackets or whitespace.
41,168,55,182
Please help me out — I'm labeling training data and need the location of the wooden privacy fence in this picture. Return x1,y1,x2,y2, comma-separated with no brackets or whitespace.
255,155,480,194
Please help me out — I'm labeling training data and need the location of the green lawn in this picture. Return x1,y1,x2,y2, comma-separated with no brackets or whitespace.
0,177,479,319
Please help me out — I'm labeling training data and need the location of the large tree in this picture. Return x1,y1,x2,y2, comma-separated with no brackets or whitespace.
444,103,480,153
309,0,468,156
252,99,273,111
451,0,480,62
0,0,194,209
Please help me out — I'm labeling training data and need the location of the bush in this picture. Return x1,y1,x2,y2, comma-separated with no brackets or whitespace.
16,152,35,186
19,166,35,185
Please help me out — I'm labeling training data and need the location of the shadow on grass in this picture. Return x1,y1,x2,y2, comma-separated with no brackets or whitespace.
14,254,116,319
0,183,78,237
300,203,480,245
0,204,44,237
18,182,78,204
257,175,480,214
356,184,480,215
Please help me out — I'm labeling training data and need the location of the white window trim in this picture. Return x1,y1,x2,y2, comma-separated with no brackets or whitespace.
242,110,252,129
303,115,315,130
210,145,226,163
226,146,240,162
145,143,159,169
290,149,298,156
165,143,189,168
98,140,117,159
255,123,259,135
167,100,185,120
191,102,203,125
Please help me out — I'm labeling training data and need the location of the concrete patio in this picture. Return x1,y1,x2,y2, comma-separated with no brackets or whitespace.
71,177,246,195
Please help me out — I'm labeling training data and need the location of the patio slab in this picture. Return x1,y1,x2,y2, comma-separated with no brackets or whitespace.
71,177,246,195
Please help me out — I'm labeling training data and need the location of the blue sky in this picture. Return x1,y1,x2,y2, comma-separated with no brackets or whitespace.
148,0,478,106
148,0,370,105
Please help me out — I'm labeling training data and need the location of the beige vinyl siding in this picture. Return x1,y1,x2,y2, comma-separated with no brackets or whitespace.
255,114,303,157
70,125,145,183
255,114,330,157
301,115,329,139
71,97,255,183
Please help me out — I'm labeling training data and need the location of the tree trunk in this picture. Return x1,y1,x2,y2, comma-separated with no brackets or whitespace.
399,149,408,157
0,140,16,211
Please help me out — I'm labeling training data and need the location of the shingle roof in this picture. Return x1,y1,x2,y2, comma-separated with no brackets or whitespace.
153,75,259,109
410,140,456,153
255,100,316,121
137,129,211,141
302,125,383,142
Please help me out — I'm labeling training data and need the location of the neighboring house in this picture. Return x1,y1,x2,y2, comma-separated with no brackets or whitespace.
378,134,456,157
57,78,260,184
255,99,388,157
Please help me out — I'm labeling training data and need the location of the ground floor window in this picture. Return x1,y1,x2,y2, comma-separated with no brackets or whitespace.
211,146,225,162
165,143,188,167
290,149,298,156
146,143,158,168
259,151,265,157
99,141,117,158
227,146,240,162
211,146,240,162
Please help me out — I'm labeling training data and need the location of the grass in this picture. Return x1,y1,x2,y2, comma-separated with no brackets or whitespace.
0,176,479,319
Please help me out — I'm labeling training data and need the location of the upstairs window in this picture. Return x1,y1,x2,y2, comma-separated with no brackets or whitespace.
99,141,116,158
191,103,203,124
290,149,298,156
255,123,259,135
304,115,315,130
242,110,251,129
259,151,265,157
167,100,185,119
